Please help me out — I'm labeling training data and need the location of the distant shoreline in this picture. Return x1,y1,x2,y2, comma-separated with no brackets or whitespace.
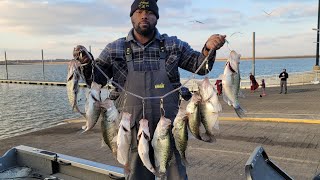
216,55,317,61
0,55,317,65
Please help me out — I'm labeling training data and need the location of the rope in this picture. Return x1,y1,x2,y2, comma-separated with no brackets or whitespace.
92,49,216,101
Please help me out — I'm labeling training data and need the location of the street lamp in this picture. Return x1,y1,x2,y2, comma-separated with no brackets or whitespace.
314,0,320,70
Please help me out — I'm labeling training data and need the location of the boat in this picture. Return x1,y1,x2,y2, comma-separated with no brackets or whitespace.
0,145,124,180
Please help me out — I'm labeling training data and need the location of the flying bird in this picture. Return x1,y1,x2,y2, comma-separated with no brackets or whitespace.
263,8,278,16
189,20,205,24
263,10,273,16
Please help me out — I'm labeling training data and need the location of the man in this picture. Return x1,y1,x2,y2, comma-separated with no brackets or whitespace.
73,0,226,179
279,69,288,94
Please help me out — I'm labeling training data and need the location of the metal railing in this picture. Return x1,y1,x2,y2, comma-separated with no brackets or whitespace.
239,71,320,88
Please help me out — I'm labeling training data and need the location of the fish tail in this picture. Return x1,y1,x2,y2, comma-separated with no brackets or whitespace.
234,106,246,118
158,172,166,180
154,166,166,178
100,139,105,148
153,170,162,178
200,132,216,143
124,164,131,176
222,94,232,106
75,128,86,135
112,150,117,160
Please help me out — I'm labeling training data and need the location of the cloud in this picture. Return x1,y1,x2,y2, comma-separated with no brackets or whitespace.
0,0,130,35
251,2,317,23
0,0,317,59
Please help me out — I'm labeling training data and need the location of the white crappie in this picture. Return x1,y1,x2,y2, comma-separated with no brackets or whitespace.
198,77,221,142
172,108,189,166
66,60,83,114
117,112,132,173
82,81,102,132
100,98,119,158
220,50,245,118
186,92,202,140
137,119,158,176
151,116,172,177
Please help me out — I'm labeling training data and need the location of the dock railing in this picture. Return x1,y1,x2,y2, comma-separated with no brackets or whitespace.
239,71,320,89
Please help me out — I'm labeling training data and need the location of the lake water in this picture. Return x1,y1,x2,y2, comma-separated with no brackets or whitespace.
0,58,317,140
0,58,316,81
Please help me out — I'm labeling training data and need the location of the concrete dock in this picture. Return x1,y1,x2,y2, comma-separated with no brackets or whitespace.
1,84,320,179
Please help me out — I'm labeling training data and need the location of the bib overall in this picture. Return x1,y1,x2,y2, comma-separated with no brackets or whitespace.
115,40,187,180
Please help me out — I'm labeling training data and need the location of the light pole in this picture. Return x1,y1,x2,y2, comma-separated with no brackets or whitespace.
314,0,320,70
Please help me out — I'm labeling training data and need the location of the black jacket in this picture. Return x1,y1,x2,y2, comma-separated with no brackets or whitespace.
279,72,288,81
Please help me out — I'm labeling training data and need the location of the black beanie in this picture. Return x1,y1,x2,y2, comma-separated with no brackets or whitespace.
130,0,159,19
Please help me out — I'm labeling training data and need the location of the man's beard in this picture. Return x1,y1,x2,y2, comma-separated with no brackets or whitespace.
134,21,156,36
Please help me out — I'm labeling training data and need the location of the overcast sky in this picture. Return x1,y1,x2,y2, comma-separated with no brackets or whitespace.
0,0,318,60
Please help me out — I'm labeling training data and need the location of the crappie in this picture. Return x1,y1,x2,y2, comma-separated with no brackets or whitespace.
186,92,202,140
172,109,189,166
199,101,219,143
82,81,102,132
198,77,222,113
220,50,245,118
66,60,84,114
137,119,158,176
100,98,119,157
117,112,132,173
198,77,222,142
151,116,172,177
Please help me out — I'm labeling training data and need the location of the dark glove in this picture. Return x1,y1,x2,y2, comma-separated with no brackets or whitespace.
180,86,192,101
73,45,94,64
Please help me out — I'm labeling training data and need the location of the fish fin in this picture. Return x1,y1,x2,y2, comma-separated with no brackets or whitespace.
154,166,161,177
234,106,246,118
101,139,106,148
112,150,117,159
208,100,222,113
222,94,233,106
153,170,161,178
200,132,216,143
213,119,220,130
111,135,117,143
76,128,86,135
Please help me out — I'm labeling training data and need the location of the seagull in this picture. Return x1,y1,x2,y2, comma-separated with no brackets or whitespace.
189,20,205,24
263,9,276,16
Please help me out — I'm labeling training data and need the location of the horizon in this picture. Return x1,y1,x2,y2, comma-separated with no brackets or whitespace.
0,0,319,60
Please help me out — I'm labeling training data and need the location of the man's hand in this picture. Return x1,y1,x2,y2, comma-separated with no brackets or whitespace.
73,45,93,64
203,34,226,56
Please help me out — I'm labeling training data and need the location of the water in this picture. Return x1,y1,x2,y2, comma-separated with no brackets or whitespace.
0,83,85,140
180,58,316,79
0,58,316,140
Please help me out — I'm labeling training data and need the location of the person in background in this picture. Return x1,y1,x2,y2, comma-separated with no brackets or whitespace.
261,79,266,96
249,73,259,93
73,0,226,179
279,69,288,94
215,79,222,96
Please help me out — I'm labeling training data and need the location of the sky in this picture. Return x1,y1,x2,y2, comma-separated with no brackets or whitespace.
0,0,319,60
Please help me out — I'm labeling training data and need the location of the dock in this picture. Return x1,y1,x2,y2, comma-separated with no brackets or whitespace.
0,79,87,87
0,82,320,179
